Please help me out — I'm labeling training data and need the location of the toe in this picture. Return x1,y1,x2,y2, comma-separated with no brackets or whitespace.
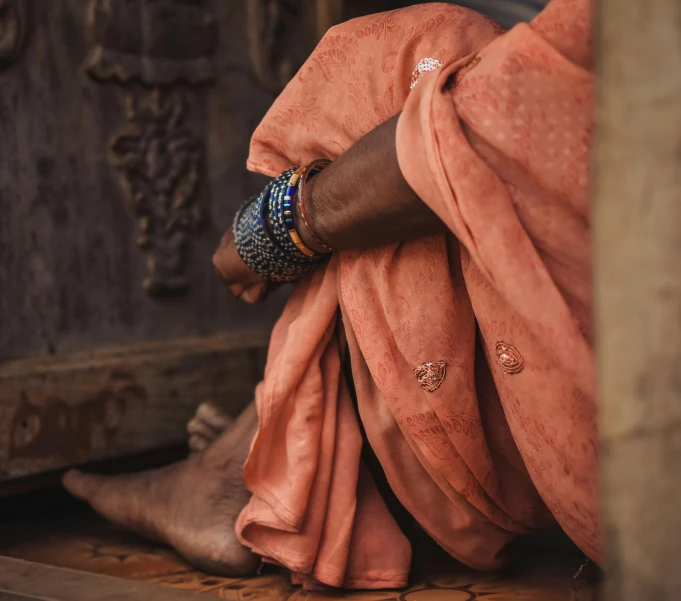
187,416,221,441
188,434,210,453
196,402,233,432
63,466,183,544
62,469,107,502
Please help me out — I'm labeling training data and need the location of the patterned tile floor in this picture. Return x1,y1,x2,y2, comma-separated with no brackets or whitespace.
0,509,600,600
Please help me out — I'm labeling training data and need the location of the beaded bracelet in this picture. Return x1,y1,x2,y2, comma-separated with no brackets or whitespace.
233,169,326,282
267,167,327,260
267,169,308,259
282,167,321,258
233,185,310,282
297,159,333,253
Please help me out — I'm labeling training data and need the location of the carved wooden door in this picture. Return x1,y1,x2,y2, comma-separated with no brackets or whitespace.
0,0,386,491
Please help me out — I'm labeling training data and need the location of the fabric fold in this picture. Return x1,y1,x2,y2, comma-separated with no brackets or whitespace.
237,0,599,589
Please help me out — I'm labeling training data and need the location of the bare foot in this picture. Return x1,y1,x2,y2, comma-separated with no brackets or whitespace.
63,402,259,577
187,402,234,453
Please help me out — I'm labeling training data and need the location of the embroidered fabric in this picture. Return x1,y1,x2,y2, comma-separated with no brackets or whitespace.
409,57,443,89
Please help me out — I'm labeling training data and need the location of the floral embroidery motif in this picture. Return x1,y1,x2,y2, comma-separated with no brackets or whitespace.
244,0,599,578
413,361,447,392
495,342,524,375
409,57,443,89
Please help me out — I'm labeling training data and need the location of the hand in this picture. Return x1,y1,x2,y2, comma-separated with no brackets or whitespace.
212,227,270,303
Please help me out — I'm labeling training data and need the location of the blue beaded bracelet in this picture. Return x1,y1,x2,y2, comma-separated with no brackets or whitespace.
233,170,325,282
282,169,319,258
267,170,309,260
233,189,305,282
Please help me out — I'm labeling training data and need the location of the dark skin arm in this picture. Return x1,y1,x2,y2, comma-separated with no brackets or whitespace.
212,113,445,302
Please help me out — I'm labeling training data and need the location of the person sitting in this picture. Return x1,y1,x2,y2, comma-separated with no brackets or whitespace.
64,0,599,588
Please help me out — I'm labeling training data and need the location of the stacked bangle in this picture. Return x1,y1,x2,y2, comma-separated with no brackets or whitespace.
296,160,333,253
233,184,310,282
267,169,306,258
233,161,331,283
282,167,319,258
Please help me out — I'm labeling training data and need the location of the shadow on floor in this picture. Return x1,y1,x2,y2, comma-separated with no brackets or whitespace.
0,486,600,600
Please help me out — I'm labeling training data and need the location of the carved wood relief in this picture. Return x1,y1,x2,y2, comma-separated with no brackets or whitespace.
110,90,204,296
85,0,216,296
0,0,28,69
83,0,348,295
85,0,217,86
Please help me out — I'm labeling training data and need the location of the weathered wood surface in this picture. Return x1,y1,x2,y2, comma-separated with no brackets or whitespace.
0,332,268,485
0,556,215,600
0,0,387,487
0,0,327,488
594,0,681,598
0,0,388,359
0,0,287,361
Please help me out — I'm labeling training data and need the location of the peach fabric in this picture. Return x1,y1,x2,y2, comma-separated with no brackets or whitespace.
236,0,599,590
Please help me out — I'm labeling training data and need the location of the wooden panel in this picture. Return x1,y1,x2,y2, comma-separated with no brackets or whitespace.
0,0,287,362
0,332,268,484
0,0,394,487
0,0,394,364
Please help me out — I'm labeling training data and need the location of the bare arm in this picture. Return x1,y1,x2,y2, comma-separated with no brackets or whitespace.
213,112,444,302
297,113,445,253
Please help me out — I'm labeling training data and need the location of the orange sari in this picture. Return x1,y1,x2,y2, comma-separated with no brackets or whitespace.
236,0,597,589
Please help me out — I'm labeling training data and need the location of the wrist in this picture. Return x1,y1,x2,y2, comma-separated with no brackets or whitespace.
233,171,323,283
295,176,329,254
295,162,335,254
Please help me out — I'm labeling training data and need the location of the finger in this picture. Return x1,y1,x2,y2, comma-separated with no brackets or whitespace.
212,230,247,283
229,283,245,298
240,282,269,304
212,236,234,281
214,227,234,257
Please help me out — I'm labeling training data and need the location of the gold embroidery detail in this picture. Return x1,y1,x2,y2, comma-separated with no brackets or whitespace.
495,341,524,375
409,57,443,89
413,361,447,392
